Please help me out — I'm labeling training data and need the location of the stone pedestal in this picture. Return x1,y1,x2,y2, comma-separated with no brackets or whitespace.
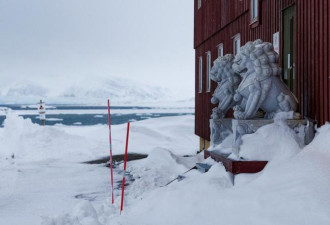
210,118,315,158
210,118,232,146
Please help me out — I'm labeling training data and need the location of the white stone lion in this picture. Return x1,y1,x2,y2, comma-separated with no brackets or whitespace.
210,54,241,119
232,39,298,119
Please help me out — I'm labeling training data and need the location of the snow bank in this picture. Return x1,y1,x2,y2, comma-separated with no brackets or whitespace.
210,112,305,162
41,201,102,225
41,150,203,225
305,122,330,153
0,114,198,224
48,122,330,225
112,123,330,225
0,112,98,161
0,113,198,162
126,149,196,198
4,110,329,225
238,115,304,163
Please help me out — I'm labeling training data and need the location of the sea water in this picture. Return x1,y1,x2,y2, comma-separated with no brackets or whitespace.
0,105,194,126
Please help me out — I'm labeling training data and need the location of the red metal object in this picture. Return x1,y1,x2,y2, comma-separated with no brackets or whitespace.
194,0,330,141
107,99,114,204
204,150,268,174
120,122,130,214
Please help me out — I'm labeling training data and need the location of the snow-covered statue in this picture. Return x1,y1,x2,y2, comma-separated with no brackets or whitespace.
210,54,241,119
232,39,298,119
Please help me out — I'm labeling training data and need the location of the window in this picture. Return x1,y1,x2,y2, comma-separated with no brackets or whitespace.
206,51,211,92
198,56,203,93
251,0,258,22
198,0,202,9
233,34,241,56
218,44,224,57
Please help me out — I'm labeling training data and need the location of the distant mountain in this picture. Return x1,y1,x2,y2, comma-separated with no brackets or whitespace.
59,77,169,104
0,83,48,98
0,77,194,107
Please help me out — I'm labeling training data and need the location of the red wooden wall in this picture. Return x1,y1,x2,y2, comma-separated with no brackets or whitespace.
295,0,330,129
194,0,330,141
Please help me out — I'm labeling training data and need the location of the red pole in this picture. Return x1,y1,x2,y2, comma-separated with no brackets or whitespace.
120,122,130,214
107,99,114,204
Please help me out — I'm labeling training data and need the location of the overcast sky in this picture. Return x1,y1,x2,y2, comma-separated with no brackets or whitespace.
0,0,194,95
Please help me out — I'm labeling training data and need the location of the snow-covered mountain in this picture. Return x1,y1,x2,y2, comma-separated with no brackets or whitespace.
0,83,48,98
0,77,194,107
59,78,170,104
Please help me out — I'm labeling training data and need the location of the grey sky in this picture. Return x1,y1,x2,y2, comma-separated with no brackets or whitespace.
0,0,194,95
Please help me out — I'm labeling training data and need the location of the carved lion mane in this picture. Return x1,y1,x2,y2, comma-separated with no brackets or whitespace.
231,39,298,119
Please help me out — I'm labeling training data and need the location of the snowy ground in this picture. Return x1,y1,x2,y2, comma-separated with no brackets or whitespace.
0,113,198,224
1,112,330,225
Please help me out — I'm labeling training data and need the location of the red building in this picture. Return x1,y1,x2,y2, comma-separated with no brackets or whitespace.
194,0,330,150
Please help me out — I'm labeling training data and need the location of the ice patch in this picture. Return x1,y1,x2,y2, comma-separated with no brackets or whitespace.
47,118,64,121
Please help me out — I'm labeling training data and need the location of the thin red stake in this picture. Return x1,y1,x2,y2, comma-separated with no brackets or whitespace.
120,122,130,214
107,99,114,204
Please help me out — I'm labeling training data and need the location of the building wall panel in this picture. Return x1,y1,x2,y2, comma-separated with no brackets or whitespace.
194,0,330,140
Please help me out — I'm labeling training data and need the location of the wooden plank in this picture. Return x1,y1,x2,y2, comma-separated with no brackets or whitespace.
320,0,324,124
323,0,330,122
297,0,303,116
294,1,299,109
307,0,312,118
295,1,300,102
315,0,320,123
303,0,308,117
311,0,315,120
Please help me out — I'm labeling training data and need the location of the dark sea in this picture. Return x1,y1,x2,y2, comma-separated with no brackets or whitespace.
0,105,194,127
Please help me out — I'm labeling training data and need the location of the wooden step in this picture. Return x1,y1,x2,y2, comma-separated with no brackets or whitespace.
204,150,268,175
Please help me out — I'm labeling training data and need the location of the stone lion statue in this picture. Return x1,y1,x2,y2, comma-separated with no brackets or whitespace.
210,54,241,119
232,39,298,119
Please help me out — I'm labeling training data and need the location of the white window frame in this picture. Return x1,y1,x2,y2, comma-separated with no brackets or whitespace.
218,43,224,57
251,0,258,22
198,0,202,9
198,56,203,93
206,51,211,92
233,34,241,56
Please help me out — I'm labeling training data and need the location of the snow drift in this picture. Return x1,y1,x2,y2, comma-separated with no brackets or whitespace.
43,121,330,225
0,114,198,224
2,111,330,225
238,112,305,163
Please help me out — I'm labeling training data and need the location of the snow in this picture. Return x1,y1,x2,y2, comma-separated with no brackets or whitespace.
0,113,198,224
305,122,330,153
0,112,196,162
85,122,329,225
238,113,304,163
1,112,330,225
